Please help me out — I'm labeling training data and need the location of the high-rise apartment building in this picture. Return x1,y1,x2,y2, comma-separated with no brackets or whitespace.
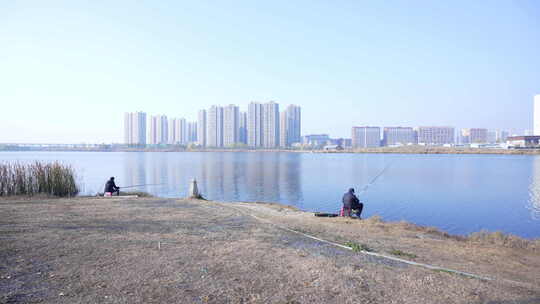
173,118,187,144
148,115,157,145
351,127,381,148
535,95,540,135
382,127,415,146
206,106,223,148
415,126,455,145
223,105,239,147
168,118,177,144
239,112,247,145
124,111,147,145
280,111,287,147
133,111,147,145
148,115,168,144
157,115,168,144
198,110,207,147
124,113,132,145
188,122,197,143
248,102,263,147
285,105,301,145
262,102,280,148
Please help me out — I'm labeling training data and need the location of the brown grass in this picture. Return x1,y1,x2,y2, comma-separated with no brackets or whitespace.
467,230,540,251
1,197,539,303
252,201,300,211
230,201,540,292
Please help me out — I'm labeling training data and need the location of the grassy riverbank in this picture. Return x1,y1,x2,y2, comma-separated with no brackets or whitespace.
1,196,539,303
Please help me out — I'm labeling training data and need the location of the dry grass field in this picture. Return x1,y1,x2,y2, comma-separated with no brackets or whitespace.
1,197,539,303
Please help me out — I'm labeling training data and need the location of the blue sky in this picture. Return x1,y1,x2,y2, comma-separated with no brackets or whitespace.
1,1,539,143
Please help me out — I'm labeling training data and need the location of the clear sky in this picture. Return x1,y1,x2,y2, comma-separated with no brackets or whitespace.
1,1,539,143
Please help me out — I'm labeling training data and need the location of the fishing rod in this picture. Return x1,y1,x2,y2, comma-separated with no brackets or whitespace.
357,160,394,196
119,183,167,189
315,160,394,217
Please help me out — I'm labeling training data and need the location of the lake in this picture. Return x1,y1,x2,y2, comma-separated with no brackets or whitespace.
1,151,539,238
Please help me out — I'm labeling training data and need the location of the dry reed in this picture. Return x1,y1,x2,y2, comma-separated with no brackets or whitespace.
0,161,79,197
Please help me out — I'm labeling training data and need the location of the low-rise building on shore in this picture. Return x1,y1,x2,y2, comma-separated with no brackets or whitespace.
507,136,540,148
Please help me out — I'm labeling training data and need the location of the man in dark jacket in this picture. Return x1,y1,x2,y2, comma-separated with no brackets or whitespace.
104,177,120,196
342,188,363,218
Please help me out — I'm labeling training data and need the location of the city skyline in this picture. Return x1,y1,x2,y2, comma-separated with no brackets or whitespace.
124,105,511,149
125,101,302,148
2,96,533,144
123,105,522,147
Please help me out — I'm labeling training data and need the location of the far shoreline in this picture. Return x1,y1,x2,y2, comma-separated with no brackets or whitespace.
3,146,540,155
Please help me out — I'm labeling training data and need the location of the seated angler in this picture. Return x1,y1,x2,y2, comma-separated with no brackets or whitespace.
341,188,363,219
104,177,120,196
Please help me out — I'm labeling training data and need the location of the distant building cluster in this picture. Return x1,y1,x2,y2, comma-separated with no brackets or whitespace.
125,94,540,150
124,102,302,148
348,126,509,149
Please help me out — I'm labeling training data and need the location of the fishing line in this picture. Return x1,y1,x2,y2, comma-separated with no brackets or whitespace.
357,160,394,195
330,159,394,215
120,183,167,189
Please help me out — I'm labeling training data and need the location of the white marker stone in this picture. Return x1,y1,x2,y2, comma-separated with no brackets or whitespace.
188,178,199,198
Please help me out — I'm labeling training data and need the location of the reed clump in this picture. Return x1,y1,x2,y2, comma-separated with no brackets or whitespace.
0,161,79,197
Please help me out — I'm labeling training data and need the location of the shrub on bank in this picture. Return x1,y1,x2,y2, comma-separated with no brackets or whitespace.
0,161,79,197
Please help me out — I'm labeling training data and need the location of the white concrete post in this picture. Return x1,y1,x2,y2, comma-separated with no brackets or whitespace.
188,178,199,198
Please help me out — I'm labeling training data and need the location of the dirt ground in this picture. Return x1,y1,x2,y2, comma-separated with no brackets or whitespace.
0,197,539,304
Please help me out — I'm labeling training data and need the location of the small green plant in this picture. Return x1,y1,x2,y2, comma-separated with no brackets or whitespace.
389,249,417,259
345,241,373,252
433,268,478,279
435,269,454,274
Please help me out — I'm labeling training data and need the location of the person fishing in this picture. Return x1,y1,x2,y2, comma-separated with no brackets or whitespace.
341,188,363,218
104,177,120,196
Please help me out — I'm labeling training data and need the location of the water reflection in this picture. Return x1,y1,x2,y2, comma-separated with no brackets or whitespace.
122,152,303,205
528,156,540,220
124,153,147,188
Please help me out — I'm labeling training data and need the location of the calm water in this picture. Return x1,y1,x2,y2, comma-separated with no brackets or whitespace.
1,151,539,238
